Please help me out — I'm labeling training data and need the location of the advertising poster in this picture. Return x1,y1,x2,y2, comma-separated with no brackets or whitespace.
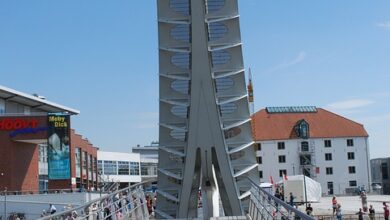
47,114,71,179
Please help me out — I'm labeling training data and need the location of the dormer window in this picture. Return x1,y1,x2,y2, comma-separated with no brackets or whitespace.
294,119,310,139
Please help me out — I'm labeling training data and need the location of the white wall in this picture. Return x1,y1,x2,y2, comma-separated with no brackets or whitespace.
98,151,142,183
257,137,370,195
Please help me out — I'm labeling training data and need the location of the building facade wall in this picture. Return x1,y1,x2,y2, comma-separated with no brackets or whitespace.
257,136,370,195
0,115,48,192
371,158,390,194
97,151,142,184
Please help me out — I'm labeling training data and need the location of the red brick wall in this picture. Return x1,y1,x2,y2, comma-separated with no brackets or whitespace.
0,116,47,191
66,129,98,191
0,115,98,192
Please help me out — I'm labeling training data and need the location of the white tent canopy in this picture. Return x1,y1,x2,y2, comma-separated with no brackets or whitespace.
278,175,322,203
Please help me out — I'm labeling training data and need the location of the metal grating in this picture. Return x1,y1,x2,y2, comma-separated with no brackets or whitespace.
211,50,231,67
171,52,190,69
171,105,188,118
206,0,225,13
215,77,234,93
224,127,241,139
220,102,237,115
171,79,190,94
266,106,317,113
170,0,190,16
208,22,228,41
170,129,187,141
171,24,190,42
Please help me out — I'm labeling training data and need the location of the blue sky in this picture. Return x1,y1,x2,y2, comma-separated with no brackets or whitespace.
0,1,389,158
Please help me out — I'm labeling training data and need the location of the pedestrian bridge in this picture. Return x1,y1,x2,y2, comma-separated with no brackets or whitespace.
37,178,314,220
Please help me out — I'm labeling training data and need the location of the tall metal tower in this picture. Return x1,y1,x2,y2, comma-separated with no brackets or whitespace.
156,0,259,219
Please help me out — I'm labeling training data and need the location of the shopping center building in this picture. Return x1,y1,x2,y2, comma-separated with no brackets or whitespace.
0,85,99,192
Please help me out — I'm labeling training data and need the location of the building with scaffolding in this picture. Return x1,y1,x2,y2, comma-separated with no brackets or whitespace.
252,106,371,195
156,0,259,218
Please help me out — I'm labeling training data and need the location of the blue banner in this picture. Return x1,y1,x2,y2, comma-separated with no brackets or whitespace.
47,114,71,179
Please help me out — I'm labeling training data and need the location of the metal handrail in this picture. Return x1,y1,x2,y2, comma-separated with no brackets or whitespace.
38,178,156,220
247,177,315,220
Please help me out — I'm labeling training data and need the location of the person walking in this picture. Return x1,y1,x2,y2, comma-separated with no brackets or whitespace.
332,196,338,215
361,191,368,212
356,208,364,220
383,202,389,220
369,204,375,220
289,192,295,207
336,204,342,220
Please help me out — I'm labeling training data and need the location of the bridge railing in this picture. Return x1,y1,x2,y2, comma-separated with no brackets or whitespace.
38,179,155,220
247,177,315,220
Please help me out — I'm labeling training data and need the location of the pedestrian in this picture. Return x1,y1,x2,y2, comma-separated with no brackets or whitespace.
369,204,375,220
146,195,153,215
49,204,57,214
336,204,342,220
361,191,368,212
289,192,295,207
356,208,364,220
332,196,338,215
383,202,389,220
306,203,313,216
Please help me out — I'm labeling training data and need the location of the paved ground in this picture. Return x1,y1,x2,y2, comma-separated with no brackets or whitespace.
296,194,390,216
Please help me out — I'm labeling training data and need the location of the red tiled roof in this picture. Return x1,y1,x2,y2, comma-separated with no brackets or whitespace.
251,108,368,141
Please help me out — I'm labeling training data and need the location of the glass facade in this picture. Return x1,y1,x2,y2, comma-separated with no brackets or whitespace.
89,154,93,180
118,161,130,175
103,161,117,175
130,162,140,175
75,148,81,178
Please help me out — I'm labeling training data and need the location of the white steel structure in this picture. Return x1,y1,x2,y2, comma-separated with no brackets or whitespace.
156,0,259,218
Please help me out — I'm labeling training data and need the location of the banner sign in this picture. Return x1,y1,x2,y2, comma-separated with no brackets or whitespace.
47,114,71,179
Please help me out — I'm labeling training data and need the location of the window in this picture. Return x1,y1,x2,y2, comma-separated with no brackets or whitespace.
259,171,263,178
325,153,332,161
118,161,130,175
257,156,262,164
349,180,357,187
382,163,389,179
257,143,261,151
75,148,81,178
103,161,117,175
324,140,331,147
348,166,356,174
326,167,333,175
130,162,140,175
277,142,285,150
0,99,5,114
347,152,355,160
347,139,354,147
300,155,311,165
278,155,286,163
279,169,287,177
98,160,103,174
301,141,309,152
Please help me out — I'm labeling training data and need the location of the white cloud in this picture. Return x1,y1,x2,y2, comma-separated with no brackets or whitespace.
326,99,374,110
360,114,390,124
265,51,306,74
376,21,390,30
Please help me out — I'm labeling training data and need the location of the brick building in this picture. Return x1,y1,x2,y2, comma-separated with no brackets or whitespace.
0,85,98,192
